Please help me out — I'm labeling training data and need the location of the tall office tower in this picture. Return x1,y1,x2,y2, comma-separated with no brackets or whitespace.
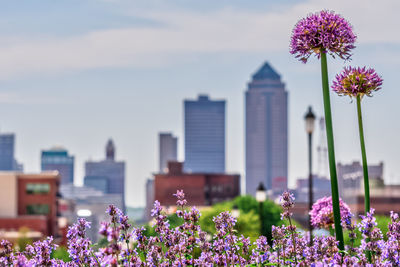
159,133,178,173
0,133,15,170
245,62,288,196
41,146,74,184
184,94,225,173
84,139,125,211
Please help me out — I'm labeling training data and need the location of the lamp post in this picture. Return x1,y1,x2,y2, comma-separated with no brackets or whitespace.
256,182,267,235
304,106,316,244
232,204,240,218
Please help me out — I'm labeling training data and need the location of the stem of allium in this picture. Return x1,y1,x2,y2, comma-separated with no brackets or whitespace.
356,95,370,214
320,51,344,251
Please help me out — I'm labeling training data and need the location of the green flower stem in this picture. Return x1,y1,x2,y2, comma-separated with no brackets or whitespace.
356,95,370,214
320,51,344,251
357,95,372,262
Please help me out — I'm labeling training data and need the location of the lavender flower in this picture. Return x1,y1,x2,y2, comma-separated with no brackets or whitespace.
310,196,353,229
290,10,356,63
332,66,383,98
2,190,400,266
280,191,295,219
174,189,187,207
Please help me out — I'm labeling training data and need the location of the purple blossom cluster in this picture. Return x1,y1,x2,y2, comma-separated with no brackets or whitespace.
332,66,383,98
309,196,353,230
0,191,399,266
290,10,356,63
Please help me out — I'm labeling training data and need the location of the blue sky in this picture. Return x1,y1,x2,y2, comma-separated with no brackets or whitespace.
1,0,399,207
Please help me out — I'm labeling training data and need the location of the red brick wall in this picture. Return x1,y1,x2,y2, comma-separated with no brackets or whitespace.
154,173,240,206
0,216,48,235
17,176,59,236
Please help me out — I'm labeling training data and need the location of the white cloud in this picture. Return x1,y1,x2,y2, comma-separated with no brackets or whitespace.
0,0,398,80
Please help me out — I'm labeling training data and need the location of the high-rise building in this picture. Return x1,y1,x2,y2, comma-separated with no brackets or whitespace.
0,133,14,170
245,62,288,196
159,133,178,173
41,147,74,184
184,94,225,173
84,139,125,211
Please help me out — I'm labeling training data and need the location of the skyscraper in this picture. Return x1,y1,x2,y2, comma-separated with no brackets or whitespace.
159,133,178,173
0,133,15,170
41,147,74,184
84,139,125,211
245,62,288,196
184,94,225,173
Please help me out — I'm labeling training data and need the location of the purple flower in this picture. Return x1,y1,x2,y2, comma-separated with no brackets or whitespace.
332,66,383,98
310,196,353,229
280,191,295,219
290,10,356,63
174,189,188,207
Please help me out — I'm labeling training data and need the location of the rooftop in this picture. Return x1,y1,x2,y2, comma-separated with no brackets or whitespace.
252,62,281,81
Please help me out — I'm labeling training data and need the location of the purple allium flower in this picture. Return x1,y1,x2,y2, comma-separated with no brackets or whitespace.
332,66,383,98
310,196,353,229
290,10,356,63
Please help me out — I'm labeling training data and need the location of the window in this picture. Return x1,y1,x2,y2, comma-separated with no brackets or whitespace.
26,204,50,215
26,183,50,194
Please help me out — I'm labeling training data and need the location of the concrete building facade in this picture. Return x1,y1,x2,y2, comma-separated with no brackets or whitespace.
41,147,74,184
245,62,288,196
159,133,178,173
184,95,225,173
84,139,125,211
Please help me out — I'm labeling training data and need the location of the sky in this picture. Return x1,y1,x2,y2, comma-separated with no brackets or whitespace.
1,0,399,207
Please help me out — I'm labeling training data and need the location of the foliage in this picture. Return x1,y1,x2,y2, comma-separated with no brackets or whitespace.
51,246,71,262
16,227,32,251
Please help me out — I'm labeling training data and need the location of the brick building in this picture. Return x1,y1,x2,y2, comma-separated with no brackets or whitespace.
0,172,62,241
153,161,240,206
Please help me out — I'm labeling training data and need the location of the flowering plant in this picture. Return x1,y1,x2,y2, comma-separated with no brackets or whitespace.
290,10,358,249
333,66,383,214
1,191,399,266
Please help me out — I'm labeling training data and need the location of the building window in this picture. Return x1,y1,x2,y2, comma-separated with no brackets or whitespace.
26,183,50,194
26,204,50,215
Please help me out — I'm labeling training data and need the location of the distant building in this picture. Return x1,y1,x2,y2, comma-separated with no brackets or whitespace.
59,184,124,242
337,161,384,193
184,95,225,173
83,175,109,193
337,161,384,205
0,133,23,171
159,133,178,173
84,139,125,211
0,172,62,241
154,161,239,206
245,62,288,196
295,175,331,203
144,178,154,221
41,147,74,184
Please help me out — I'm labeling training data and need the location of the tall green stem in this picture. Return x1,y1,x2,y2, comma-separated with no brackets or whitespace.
320,52,344,251
357,96,370,214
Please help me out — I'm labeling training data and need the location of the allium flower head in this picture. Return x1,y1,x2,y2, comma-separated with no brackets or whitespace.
332,66,383,98
310,196,353,229
290,10,356,63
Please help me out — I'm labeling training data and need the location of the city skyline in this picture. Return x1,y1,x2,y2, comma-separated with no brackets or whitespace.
1,0,399,207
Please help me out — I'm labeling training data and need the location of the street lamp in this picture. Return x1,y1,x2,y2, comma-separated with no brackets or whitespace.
256,182,267,236
304,106,316,244
232,204,240,218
